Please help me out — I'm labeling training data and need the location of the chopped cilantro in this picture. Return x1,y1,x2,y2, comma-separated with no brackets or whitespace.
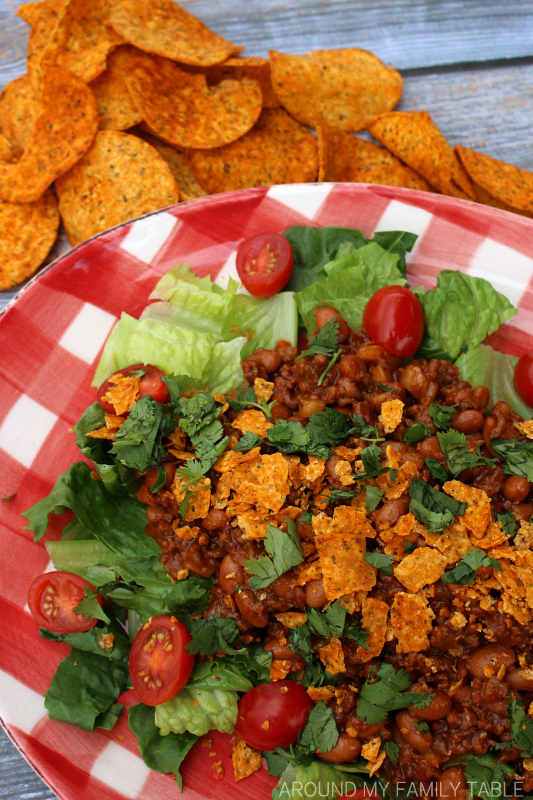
245,519,303,590
414,721,429,733
233,431,263,452
365,486,383,513
441,547,501,585
437,429,496,476
306,408,354,449
408,476,466,532
428,403,457,431
425,457,448,482
306,602,346,638
491,438,533,482
507,694,533,756
357,442,386,480
317,348,342,386
298,701,339,755
299,511,313,523
226,386,273,418
388,468,398,482
289,624,313,664
110,396,173,472
343,622,370,650
383,740,400,764
185,615,244,656
176,392,219,436
348,414,382,441
403,423,432,444
325,487,360,504
498,510,517,540
356,664,435,725
403,541,417,554
464,754,516,800
376,382,394,392
267,419,313,454
364,552,394,576
149,465,167,493
296,317,340,361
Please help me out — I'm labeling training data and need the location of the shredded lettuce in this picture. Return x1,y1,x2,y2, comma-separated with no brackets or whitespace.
456,343,533,417
221,291,298,358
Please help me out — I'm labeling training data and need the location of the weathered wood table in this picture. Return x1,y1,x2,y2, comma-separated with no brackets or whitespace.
0,0,532,796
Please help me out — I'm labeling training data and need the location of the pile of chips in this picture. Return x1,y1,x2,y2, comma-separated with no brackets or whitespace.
0,0,532,291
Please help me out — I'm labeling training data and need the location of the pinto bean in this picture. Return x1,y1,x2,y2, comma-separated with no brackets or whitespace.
317,732,361,763
305,579,327,608
437,766,468,800
346,713,382,739
451,409,484,434
508,668,533,691
263,637,298,660
235,588,269,628
466,644,516,679
503,475,530,503
202,507,228,530
409,691,452,721
418,435,446,463
400,364,430,400
339,354,366,382
145,461,176,490
315,307,349,342
372,496,410,530
219,555,244,595
395,710,432,753
254,348,282,373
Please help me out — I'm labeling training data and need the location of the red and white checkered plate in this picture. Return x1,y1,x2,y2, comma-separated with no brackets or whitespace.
1,183,533,800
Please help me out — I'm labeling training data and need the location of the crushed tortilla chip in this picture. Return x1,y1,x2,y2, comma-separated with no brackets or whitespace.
368,749,387,778
270,659,292,681
435,522,471,564
332,445,361,462
233,409,272,438
318,637,345,674
234,507,304,540
356,597,389,663
361,737,381,763
86,425,117,440
0,75,38,160
296,561,322,586
254,378,274,403
214,447,261,474
274,612,307,629
232,736,262,782
307,686,335,703
299,455,326,488
284,454,302,489
171,523,199,541
197,56,281,109
377,460,419,502
334,460,355,486
443,480,491,539
379,399,404,434
102,373,140,415
450,611,467,630
313,506,376,600
171,475,211,522
390,592,435,653
515,420,533,439
515,520,533,551
393,547,448,593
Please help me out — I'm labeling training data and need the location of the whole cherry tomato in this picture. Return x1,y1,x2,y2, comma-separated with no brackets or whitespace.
236,233,293,297
97,363,170,413
363,285,424,357
28,571,102,634
235,681,312,750
514,350,533,407
129,615,194,706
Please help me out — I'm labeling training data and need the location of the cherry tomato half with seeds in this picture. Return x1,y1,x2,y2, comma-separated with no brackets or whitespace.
28,571,102,634
235,681,312,750
97,363,170,413
129,615,194,706
236,232,293,297
363,285,425,357
514,350,533,407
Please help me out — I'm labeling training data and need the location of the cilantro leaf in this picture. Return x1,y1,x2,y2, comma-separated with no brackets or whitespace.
404,541,417,554
296,318,340,360
233,431,263,452
226,386,273,418
74,588,111,624
408,476,467,532
364,552,394,576
176,392,219,436
306,602,346,638
299,511,313,523
325,487,360,504
110,396,173,471
267,419,313,454
491,438,533,482
507,694,533,756
189,418,229,472
298,701,339,755
343,622,370,650
289,624,313,664
317,348,342,386
305,408,354,449
437,429,496,476
441,547,501,585
464,753,516,800
266,410,352,461
149,465,168,493
357,442,386,480
365,486,383,513
428,403,457,431
425,457,448,482
498,510,517,540
245,519,304,590
414,720,429,732
383,740,400,764
376,382,394,392
403,423,432,444
185,615,244,656
357,664,434,725
348,415,381,441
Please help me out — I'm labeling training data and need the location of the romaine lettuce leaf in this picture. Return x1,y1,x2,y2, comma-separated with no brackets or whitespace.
221,291,298,358
456,343,533,418
149,263,224,298
418,271,517,359
92,312,139,387
295,243,406,333
155,686,238,736
128,318,216,379
197,337,246,394
128,703,198,790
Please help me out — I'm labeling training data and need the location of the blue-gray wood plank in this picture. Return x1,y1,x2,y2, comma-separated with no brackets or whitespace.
1,0,533,797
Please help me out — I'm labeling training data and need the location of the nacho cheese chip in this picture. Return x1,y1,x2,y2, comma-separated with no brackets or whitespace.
0,75,38,160
56,130,180,246
21,0,63,78
318,125,433,191
379,399,404,434
132,126,208,201
171,474,211,522
0,66,98,204
455,144,533,216
443,480,491,539
124,53,262,149
393,547,448,593
0,190,59,290
204,56,280,109
390,592,434,653
356,597,389,663
102,373,140,415
89,46,143,130
515,420,533,439
187,108,318,194
270,48,402,132
233,409,272,438
318,637,346,674
232,736,262,782
109,0,243,66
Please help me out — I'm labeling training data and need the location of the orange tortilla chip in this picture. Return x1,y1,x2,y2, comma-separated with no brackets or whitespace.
270,659,292,681
109,0,243,66
393,547,447,593
443,480,490,539
21,0,63,79
187,108,318,194
390,592,434,653
307,686,335,703
270,48,402,132
368,111,475,199
318,126,433,191
233,409,272,438
274,612,307,629
300,456,326,488
455,144,533,216
214,447,261,474
314,507,376,600
204,56,280,109
124,52,262,150
0,135,14,163
296,560,322,586
0,66,98,204
102,373,140,415
89,46,143,130
232,736,262,782
131,126,208,201
0,75,39,160
515,420,533,439
254,378,274,403
318,638,345,674
435,522,471,564
171,474,211,522
379,399,404,434
356,597,388,663
56,130,180,246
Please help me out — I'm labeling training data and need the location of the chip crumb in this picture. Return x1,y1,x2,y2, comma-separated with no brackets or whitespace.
232,735,262,781
361,736,381,763
443,480,491,539
270,659,292,681
261,720,269,730
379,399,404,434
254,377,274,403
449,611,467,630
390,592,435,653
318,637,345,674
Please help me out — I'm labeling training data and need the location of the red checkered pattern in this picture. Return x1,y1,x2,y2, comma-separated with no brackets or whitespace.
1,183,533,800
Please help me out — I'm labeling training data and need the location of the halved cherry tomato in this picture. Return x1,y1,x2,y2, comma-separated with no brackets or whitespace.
235,681,312,750
236,232,293,297
97,363,170,413
363,285,424,357
129,615,194,706
515,350,533,407
28,571,101,634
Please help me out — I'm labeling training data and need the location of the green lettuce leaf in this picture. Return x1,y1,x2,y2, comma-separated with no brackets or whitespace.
128,703,198,790
295,242,406,334
39,620,131,661
92,312,139,387
150,263,225,298
155,686,238,736
271,759,393,800
195,338,246,394
128,318,216,378
418,271,517,359
221,291,298,358
456,343,533,417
